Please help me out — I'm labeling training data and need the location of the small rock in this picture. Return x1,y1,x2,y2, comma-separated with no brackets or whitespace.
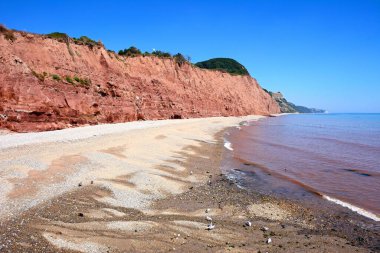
189,186,194,190
190,171,193,175
90,181,94,184
266,238,272,244
78,182,82,187
78,213,84,217
206,223,215,230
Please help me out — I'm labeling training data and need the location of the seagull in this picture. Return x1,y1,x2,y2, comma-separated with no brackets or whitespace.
206,216,212,222
266,238,272,244
205,208,211,213
261,226,269,231
245,221,252,227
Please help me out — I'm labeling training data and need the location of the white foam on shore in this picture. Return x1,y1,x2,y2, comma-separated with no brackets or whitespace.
223,140,233,151
323,195,379,222
223,169,245,189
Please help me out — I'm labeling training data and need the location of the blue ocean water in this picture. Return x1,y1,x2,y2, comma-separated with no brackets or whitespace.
226,113,380,221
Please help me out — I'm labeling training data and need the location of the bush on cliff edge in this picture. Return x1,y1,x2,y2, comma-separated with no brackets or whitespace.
0,24,16,42
195,58,250,76
118,46,142,57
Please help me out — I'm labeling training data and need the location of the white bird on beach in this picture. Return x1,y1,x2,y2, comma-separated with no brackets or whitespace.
205,208,211,213
261,226,269,231
266,238,272,244
245,221,252,227
206,216,212,222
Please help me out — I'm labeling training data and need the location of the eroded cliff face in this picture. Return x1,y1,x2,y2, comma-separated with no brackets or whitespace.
0,31,280,132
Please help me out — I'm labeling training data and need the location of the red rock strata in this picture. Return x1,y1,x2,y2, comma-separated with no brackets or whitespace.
0,30,280,132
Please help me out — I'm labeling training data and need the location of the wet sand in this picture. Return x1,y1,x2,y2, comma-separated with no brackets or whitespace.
0,117,378,252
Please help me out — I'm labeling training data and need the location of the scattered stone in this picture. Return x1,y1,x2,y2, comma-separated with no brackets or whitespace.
90,180,94,184
78,182,82,187
206,223,215,230
190,171,193,175
189,186,194,190
78,212,84,217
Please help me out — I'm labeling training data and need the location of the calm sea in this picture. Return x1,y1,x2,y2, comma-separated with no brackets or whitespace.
224,113,380,221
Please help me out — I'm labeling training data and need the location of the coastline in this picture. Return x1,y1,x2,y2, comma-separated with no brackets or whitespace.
0,116,378,252
226,113,380,221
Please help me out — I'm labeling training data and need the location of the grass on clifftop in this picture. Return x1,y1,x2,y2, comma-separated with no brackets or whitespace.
118,46,190,66
46,32,100,48
0,24,16,42
46,32,69,41
195,58,250,76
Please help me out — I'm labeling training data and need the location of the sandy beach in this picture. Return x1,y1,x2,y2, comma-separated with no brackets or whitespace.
0,116,378,253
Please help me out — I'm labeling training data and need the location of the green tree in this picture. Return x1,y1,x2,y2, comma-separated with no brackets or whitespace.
174,53,187,66
118,46,142,56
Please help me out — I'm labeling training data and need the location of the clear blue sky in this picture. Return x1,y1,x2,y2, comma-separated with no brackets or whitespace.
1,0,379,112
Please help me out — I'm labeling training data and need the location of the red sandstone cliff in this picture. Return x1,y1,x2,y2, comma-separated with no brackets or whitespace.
0,30,280,132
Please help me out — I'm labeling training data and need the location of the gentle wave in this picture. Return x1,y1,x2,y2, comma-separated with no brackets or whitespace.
223,139,233,151
223,169,245,189
323,195,380,222
227,114,380,221
239,158,380,221
310,136,379,151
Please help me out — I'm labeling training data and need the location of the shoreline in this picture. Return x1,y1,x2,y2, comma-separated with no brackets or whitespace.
0,116,378,252
225,114,380,222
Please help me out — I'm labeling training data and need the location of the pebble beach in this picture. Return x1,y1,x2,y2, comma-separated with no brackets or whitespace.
0,116,378,252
